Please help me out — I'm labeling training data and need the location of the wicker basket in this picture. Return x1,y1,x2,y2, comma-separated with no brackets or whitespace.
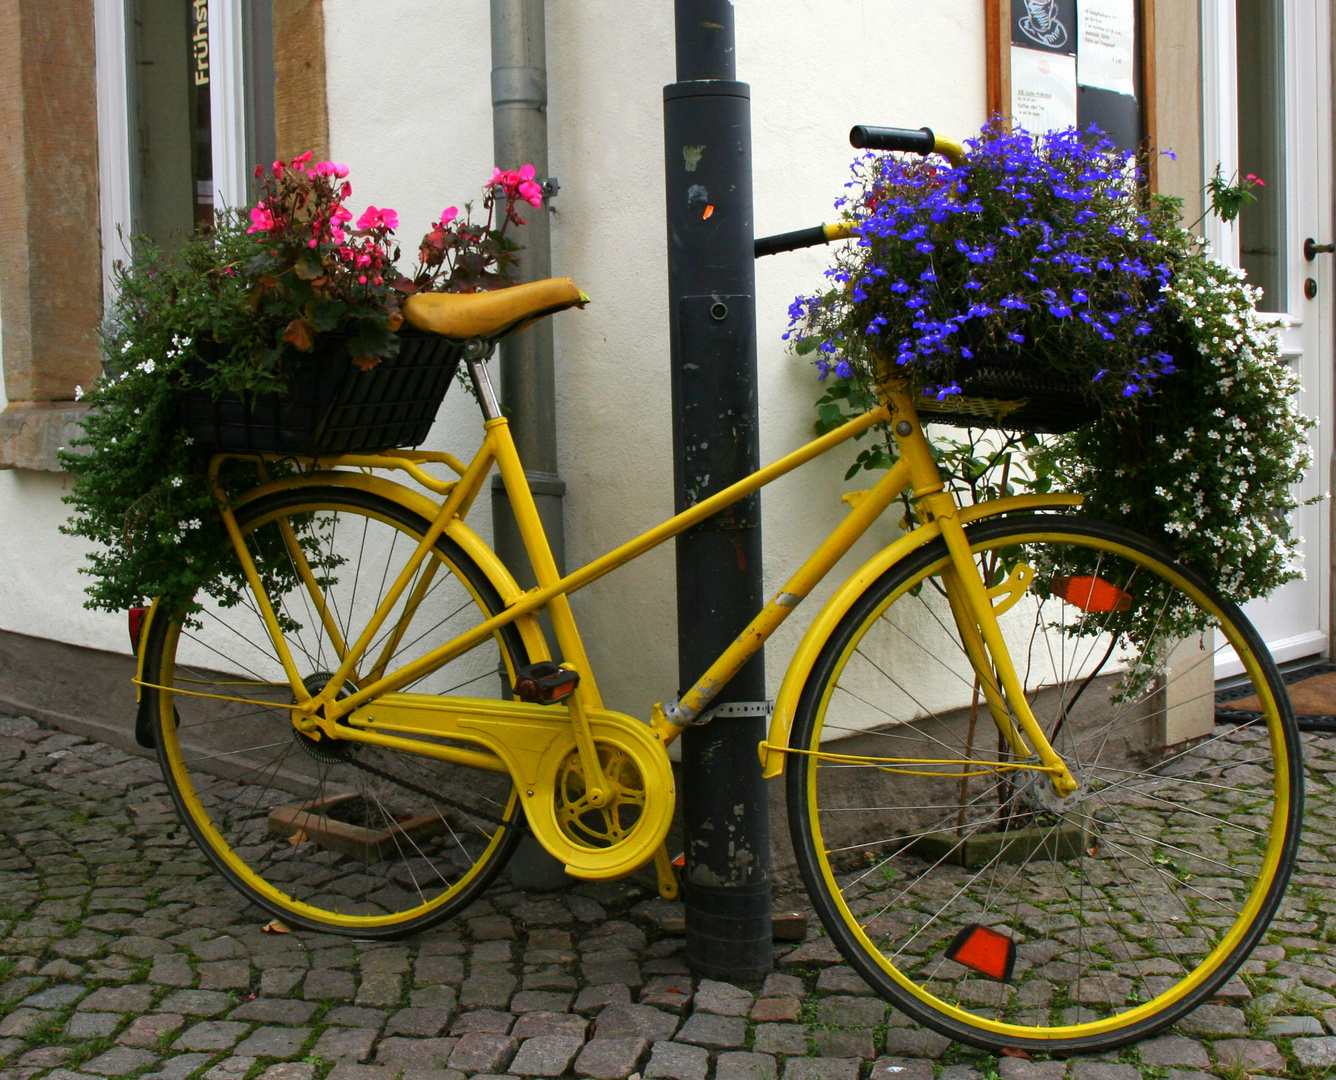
183,328,464,455
893,350,1102,434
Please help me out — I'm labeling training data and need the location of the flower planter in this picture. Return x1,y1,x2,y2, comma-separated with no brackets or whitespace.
182,327,464,456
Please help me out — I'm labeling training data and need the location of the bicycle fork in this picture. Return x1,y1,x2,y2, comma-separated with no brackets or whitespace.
890,401,1079,799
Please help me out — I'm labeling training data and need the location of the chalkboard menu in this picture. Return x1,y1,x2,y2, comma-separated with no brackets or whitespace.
988,0,1149,154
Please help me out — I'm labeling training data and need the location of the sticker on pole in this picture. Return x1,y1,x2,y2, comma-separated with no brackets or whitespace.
943,923,1017,982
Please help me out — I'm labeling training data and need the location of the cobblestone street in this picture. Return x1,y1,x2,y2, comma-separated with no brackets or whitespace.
2,711,1336,1080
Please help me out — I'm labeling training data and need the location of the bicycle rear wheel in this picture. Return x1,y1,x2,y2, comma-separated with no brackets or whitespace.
143,484,528,937
788,515,1301,1053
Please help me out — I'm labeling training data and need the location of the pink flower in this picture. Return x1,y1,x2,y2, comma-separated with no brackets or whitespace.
518,179,543,207
440,206,458,226
356,205,399,231
271,160,285,178
1246,173,1266,186
358,275,368,284
292,151,313,167
333,205,353,223
247,204,276,233
519,163,536,182
308,238,319,248
341,181,353,199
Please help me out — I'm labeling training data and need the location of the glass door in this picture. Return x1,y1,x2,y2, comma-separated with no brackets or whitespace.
1205,0,1332,672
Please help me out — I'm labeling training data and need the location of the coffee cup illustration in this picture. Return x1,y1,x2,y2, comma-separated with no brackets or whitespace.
1019,0,1069,49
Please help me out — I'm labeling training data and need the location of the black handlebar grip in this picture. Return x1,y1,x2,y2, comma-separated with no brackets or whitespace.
849,125,936,155
754,225,831,258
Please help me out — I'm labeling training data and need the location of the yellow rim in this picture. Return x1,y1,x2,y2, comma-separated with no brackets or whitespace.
154,494,523,930
802,526,1293,1041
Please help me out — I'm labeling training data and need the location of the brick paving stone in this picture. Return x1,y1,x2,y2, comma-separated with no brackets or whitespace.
882,1029,951,1059
257,1065,316,1080
0,1038,22,1062
0,1009,54,1038
1176,1004,1247,1037
510,990,573,1014
1164,1072,1214,1080
1067,1064,1140,1080
142,1055,213,1080
386,1008,455,1037
174,1021,252,1052
750,997,801,1023
67,1012,121,1039
783,1058,860,1080
327,1066,399,1080
447,1032,518,1074
938,1067,983,1080
20,1049,72,1068
459,973,516,1010
582,961,643,989
361,948,412,974
198,961,251,990
523,971,578,992
511,1011,589,1041
593,1003,679,1043
639,975,693,1015
204,1060,259,1080
1292,1035,1336,1068
507,1035,586,1076
411,986,458,1010
572,1036,647,1080
814,967,874,997
81,1048,160,1077
575,985,632,1016
1213,1039,1285,1072
1269,1014,1325,1034
759,974,805,999
692,980,753,1017
415,957,465,986
472,941,514,964
77,984,155,1013
777,939,842,968
996,1062,1066,1080
233,1026,312,1060
812,1029,875,1059
451,1010,514,1035
1136,1036,1210,1068
715,1052,778,1080
376,1038,459,1068
149,955,196,988
674,1013,747,1051
357,973,405,1007
158,990,233,1017
753,1024,809,1055
229,998,318,1024
468,916,516,941
644,1041,709,1080
305,969,358,1000
816,996,885,1028
311,1027,379,1063
116,1013,186,1049
869,1059,935,1080
261,968,305,997
22,984,85,1009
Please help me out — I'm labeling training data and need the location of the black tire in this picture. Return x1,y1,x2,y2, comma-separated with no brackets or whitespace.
144,485,529,937
788,514,1302,1053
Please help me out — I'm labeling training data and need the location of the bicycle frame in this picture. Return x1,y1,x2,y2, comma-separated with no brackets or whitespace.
205,362,1082,799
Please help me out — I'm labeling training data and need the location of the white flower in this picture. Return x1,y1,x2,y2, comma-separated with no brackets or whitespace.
73,385,83,401
138,358,156,375
169,476,183,488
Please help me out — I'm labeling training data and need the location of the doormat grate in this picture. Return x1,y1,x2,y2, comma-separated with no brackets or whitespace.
1216,661,1336,732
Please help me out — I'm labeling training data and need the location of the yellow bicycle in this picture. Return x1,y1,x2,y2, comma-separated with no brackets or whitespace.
135,135,1301,1054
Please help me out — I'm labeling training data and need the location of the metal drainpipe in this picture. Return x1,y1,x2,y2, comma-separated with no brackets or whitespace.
489,0,571,891
490,0,565,587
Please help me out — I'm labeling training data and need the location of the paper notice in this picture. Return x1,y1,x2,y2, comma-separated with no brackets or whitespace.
1011,46,1078,133
1078,0,1137,97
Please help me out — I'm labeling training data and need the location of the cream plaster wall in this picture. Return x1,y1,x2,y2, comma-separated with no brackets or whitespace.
323,0,987,718
0,1,988,708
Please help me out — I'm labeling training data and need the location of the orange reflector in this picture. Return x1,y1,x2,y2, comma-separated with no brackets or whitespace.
703,204,715,219
672,853,686,868
1050,575,1132,612
944,923,1016,982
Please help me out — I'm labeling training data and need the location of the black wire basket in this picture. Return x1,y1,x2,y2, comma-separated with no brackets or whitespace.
911,350,1102,434
182,328,465,455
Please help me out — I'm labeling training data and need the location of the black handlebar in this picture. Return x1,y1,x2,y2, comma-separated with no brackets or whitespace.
849,125,936,155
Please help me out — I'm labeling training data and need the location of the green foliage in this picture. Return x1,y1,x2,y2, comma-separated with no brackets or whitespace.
1206,164,1267,225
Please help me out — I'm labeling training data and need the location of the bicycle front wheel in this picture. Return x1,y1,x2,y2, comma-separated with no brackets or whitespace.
143,484,529,937
788,514,1301,1054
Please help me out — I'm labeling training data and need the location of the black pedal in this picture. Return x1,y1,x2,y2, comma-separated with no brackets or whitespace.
513,662,580,705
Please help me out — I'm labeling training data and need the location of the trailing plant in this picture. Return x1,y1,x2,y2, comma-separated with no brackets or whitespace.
60,154,541,616
790,122,1313,661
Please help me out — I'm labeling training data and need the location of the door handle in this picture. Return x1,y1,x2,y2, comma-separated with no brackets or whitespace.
1304,237,1335,260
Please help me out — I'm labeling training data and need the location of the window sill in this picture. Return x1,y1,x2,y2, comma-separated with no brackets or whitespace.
0,402,90,472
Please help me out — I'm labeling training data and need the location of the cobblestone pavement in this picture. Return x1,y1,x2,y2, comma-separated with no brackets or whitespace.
1,711,1336,1080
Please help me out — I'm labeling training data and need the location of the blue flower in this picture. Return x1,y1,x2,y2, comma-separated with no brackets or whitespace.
834,360,852,379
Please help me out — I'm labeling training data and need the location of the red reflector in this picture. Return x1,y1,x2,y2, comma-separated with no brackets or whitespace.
128,606,148,651
1050,575,1132,613
944,923,1016,982
672,853,686,869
